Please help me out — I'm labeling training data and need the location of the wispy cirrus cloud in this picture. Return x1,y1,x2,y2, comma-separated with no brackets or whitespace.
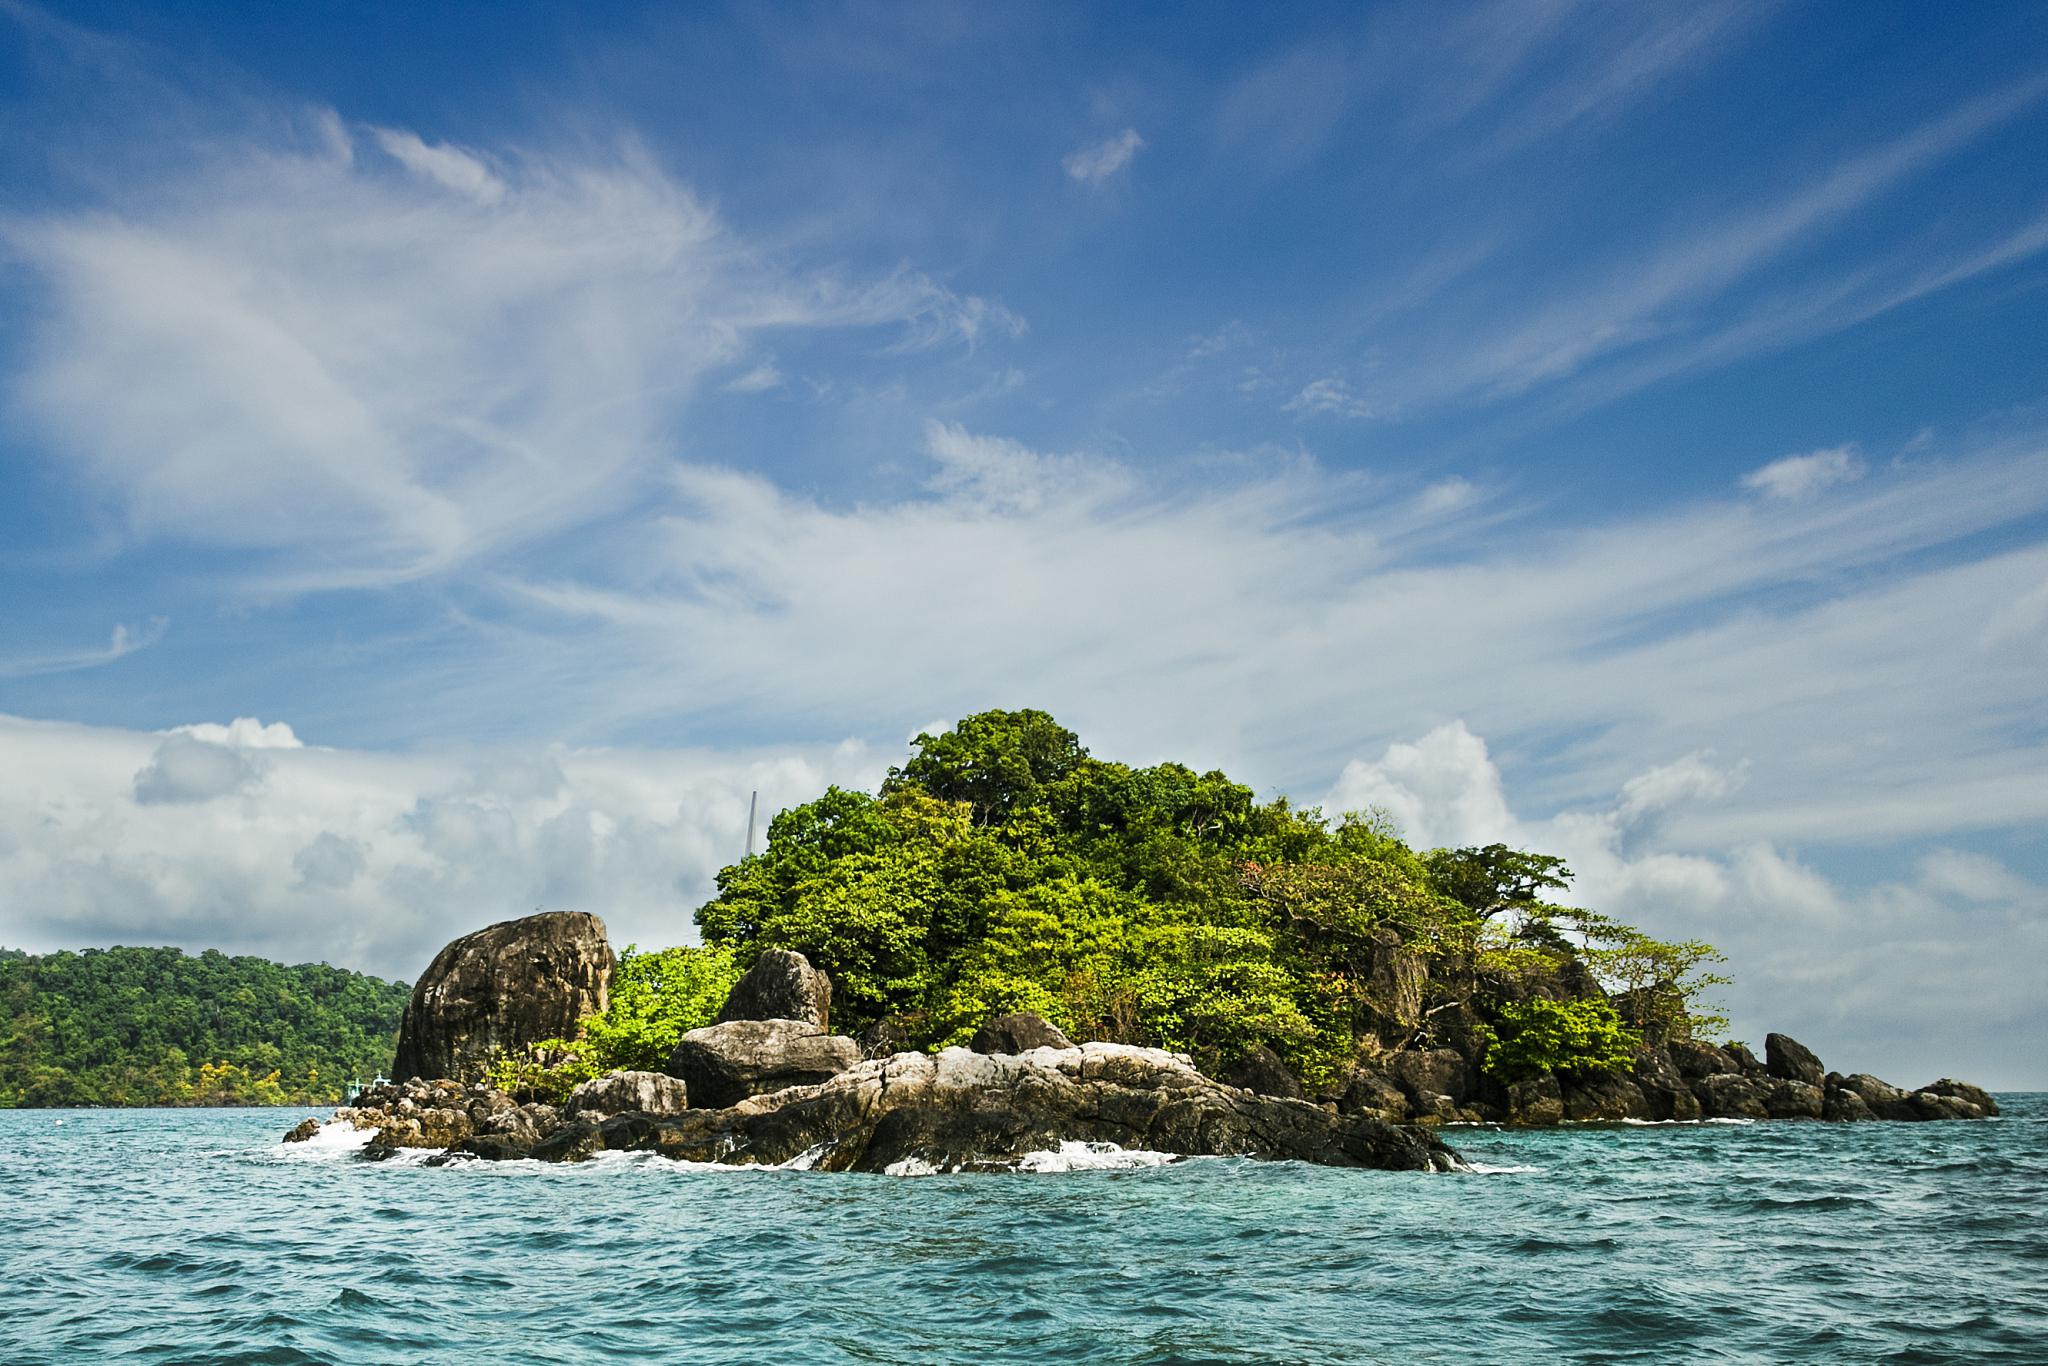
3,115,1021,590
1062,127,1144,184
0,618,166,680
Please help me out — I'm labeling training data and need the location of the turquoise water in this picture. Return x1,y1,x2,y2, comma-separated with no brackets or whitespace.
2,1099,2043,1364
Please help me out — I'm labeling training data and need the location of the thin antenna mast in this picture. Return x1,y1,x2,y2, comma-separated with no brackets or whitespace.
745,790,759,858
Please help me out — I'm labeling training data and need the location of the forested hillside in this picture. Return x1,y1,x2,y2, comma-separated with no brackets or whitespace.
0,946,410,1106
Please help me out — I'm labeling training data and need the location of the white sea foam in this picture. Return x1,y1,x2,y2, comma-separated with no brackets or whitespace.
1015,1141,1178,1173
273,1118,373,1161
1462,1162,1541,1175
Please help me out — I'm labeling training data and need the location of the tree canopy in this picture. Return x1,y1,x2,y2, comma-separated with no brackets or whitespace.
0,946,410,1107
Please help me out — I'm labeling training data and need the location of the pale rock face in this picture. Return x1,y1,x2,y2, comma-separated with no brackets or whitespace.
565,1070,690,1118
665,1018,861,1108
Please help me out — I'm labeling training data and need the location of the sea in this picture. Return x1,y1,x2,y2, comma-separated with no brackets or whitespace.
1,1096,2043,1364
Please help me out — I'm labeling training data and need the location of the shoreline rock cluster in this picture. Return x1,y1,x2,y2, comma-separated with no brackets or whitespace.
286,913,1997,1172
1331,1032,1998,1127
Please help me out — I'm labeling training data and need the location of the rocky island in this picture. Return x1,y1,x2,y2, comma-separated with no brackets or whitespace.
288,711,1997,1172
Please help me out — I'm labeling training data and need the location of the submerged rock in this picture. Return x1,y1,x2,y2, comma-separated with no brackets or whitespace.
716,950,833,1029
391,912,616,1083
666,1019,862,1108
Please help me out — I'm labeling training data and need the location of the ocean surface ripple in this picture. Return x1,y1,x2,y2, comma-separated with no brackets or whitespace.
2,1096,2043,1363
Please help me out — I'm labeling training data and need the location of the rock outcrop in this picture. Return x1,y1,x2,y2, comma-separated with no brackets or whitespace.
565,1070,690,1119
1324,1030,1997,1128
970,1012,1074,1054
666,1019,862,1108
390,912,615,1084
1222,1044,1304,1100
715,950,833,1029
312,1043,1460,1173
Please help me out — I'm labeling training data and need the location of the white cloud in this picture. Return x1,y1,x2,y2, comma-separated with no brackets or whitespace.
1324,718,2046,1088
1283,376,1375,419
3,116,1018,588
170,717,304,749
0,618,167,680
133,736,263,805
1325,722,1518,849
1741,445,1865,500
1062,127,1144,184
0,712,886,979
723,362,785,394
368,126,505,204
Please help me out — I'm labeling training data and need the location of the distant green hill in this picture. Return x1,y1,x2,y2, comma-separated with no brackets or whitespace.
0,945,411,1106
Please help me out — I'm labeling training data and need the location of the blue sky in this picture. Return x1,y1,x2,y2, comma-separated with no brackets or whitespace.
1,2,2045,1085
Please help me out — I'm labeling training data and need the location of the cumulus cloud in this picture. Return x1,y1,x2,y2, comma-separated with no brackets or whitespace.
132,736,262,806
1741,444,1866,500
0,713,887,979
1062,128,1144,184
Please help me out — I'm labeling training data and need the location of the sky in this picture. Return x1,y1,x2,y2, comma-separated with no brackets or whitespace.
1,1,2044,1087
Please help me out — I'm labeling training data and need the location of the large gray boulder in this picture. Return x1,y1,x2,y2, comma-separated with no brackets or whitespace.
716,950,833,1029
1765,1033,1825,1087
566,1070,690,1118
391,912,615,1083
970,1012,1074,1054
666,1019,861,1108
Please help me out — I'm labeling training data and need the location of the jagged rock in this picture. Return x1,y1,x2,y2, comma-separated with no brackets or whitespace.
1505,1073,1563,1125
1822,1083,1874,1122
970,1012,1073,1055
1692,1072,1769,1119
454,1133,536,1161
715,950,832,1029
1223,1044,1304,1100
1633,1047,1704,1121
856,1016,918,1060
1669,1041,1740,1079
530,1118,603,1164
1836,1073,1919,1120
1724,1042,1766,1075
390,912,616,1083
666,1019,861,1108
565,1070,690,1118
1919,1078,1998,1116
1562,1072,1651,1121
1765,1033,1825,1087
282,1117,321,1143
1336,1067,1410,1123
1763,1078,1824,1120
1386,1048,1470,1111
516,1044,1459,1173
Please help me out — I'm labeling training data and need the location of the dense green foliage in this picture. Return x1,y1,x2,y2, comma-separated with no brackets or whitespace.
0,946,410,1107
668,709,1726,1087
1480,998,1641,1079
484,944,742,1103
